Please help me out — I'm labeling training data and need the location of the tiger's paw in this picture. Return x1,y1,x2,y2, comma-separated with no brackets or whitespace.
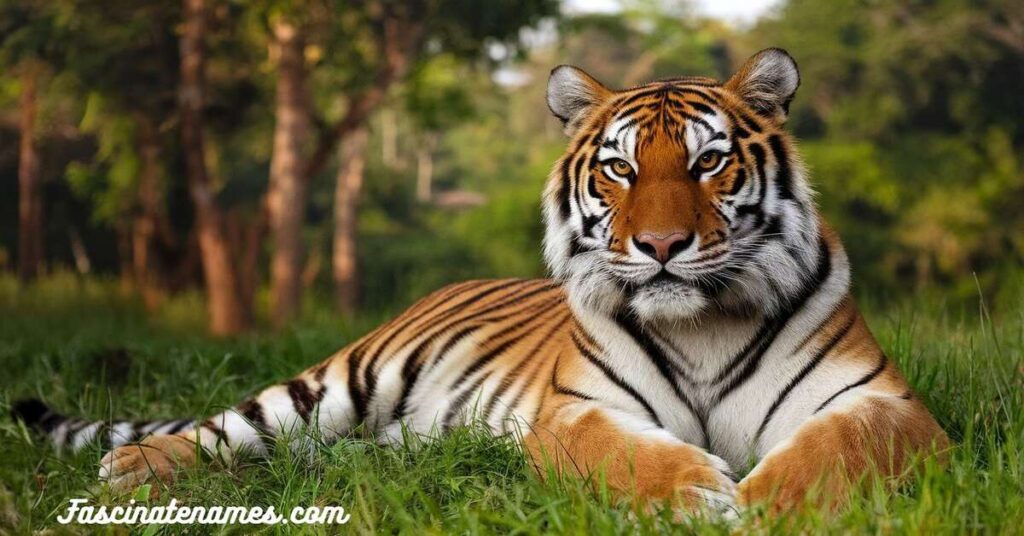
677,452,739,518
642,450,739,520
98,434,198,497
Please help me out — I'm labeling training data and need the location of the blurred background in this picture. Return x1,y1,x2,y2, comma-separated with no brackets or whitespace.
1,0,1021,336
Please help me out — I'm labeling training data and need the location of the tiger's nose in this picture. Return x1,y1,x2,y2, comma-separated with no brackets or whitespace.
632,232,695,264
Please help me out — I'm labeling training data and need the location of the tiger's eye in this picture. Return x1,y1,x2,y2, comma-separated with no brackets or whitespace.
610,159,634,177
697,151,722,171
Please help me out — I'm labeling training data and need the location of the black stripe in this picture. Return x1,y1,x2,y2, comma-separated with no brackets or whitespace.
712,203,733,226
287,379,321,424
573,152,586,182
236,399,273,452
718,106,759,136
552,356,595,401
167,419,193,435
674,110,716,132
581,215,601,238
748,143,767,202
682,99,717,116
728,168,747,196
65,419,91,440
815,353,888,413
449,298,564,392
419,283,560,378
450,336,521,392
615,103,648,120
586,173,603,203
392,325,480,420
201,420,230,448
754,314,856,442
671,87,722,104
734,110,763,133
768,135,794,200
616,312,698,391
347,348,371,425
444,372,490,431
648,324,697,373
368,280,504,359
130,420,151,442
482,315,571,422
712,238,833,400
354,280,536,423
502,351,550,425
39,413,64,434
558,157,572,221
615,312,707,445
551,384,595,401
572,331,662,427
616,87,668,108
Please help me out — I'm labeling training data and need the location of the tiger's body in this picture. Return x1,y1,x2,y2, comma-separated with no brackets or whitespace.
14,49,947,513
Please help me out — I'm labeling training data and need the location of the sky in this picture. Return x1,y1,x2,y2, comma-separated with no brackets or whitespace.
493,0,784,87
564,0,783,26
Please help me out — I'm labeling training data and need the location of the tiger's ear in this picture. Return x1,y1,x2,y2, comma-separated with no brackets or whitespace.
547,65,611,136
726,48,800,123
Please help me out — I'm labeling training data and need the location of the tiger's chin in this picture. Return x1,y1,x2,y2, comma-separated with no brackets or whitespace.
563,270,713,324
627,279,710,323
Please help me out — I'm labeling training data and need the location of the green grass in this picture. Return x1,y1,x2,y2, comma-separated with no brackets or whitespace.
0,272,1022,534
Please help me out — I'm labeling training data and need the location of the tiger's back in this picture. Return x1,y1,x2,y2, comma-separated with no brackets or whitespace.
329,278,572,440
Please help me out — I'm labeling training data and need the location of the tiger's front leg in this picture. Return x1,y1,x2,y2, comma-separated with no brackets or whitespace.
737,394,948,512
524,403,738,514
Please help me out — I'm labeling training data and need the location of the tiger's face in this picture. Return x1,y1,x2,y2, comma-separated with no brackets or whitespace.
543,49,822,323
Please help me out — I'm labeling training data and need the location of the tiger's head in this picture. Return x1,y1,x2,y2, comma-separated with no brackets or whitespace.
542,48,825,323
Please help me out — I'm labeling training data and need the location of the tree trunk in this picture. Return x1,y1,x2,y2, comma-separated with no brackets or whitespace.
267,19,312,328
226,207,267,313
117,221,134,293
68,228,91,275
17,66,44,283
333,126,369,316
380,108,399,168
179,0,250,335
133,118,168,311
415,132,436,203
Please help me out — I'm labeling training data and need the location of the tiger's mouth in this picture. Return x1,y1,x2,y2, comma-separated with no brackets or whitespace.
627,266,734,298
644,270,681,287
622,269,691,294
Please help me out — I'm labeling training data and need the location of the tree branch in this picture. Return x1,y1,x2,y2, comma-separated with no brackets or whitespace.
302,5,425,181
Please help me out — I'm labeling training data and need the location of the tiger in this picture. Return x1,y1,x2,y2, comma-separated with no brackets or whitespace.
12,48,948,514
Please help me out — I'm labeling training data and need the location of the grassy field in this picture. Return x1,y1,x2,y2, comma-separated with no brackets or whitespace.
0,273,1022,534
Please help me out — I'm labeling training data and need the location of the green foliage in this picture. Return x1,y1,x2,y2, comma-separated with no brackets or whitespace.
404,54,477,131
748,0,1024,295
803,129,1024,298
64,95,140,225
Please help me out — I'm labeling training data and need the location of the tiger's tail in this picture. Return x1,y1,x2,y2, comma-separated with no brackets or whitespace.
10,398,194,453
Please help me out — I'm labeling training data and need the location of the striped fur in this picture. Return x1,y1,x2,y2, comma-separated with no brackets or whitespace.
13,49,947,513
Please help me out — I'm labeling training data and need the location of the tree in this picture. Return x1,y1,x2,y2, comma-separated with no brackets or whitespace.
257,0,422,322
325,0,558,315
179,0,251,335
266,14,313,327
59,0,183,309
16,62,43,282
0,2,64,282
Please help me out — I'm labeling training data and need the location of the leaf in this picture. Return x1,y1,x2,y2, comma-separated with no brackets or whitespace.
133,484,152,503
